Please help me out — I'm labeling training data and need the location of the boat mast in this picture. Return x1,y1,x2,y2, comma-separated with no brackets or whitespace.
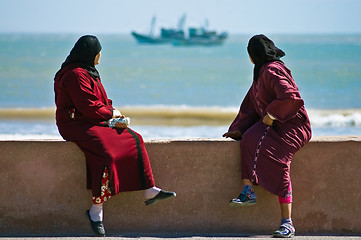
149,16,156,37
204,19,209,30
177,14,186,31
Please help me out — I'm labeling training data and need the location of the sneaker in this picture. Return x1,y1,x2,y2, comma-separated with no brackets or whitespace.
229,192,256,207
273,223,295,238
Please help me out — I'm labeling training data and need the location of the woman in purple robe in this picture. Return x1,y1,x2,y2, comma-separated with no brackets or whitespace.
223,34,312,238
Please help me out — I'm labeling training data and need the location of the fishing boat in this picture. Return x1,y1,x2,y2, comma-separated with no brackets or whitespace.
131,15,228,46
172,27,228,46
131,15,186,44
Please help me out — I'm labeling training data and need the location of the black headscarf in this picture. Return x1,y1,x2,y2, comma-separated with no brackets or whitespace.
247,34,285,81
60,35,102,80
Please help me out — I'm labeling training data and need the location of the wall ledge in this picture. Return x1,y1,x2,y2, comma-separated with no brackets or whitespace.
0,136,360,236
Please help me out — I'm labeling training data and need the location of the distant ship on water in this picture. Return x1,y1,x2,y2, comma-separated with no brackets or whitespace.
131,14,228,46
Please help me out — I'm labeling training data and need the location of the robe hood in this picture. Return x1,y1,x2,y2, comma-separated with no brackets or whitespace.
247,34,285,81
55,35,102,81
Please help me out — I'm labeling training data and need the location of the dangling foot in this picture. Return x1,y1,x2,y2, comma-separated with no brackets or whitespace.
229,185,256,207
86,210,106,236
273,219,295,238
145,190,176,206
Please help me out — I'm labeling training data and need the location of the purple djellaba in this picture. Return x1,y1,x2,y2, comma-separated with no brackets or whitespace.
224,34,312,238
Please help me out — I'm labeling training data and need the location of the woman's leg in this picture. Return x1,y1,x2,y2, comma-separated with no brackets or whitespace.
273,184,295,238
279,183,293,218
273,203,295,238
86,168,112,236
281,202,292,219
87,202,106,236
89,203,103,222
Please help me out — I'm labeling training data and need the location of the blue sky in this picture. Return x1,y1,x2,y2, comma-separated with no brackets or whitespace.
1,0,361,34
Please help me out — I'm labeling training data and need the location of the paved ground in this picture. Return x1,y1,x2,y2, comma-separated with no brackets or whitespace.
1,236,360,240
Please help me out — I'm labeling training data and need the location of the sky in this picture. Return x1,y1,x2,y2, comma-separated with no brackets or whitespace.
1,0,361,35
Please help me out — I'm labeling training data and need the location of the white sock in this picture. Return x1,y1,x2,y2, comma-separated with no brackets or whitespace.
89,204,103,222
144,186,161,199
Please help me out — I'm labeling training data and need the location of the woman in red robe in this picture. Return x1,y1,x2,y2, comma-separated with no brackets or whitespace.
54,35,176,236
223,34,311,238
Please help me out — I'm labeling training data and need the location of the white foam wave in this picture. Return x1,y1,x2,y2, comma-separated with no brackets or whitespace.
308,110,361,127
1,107,361,140
2,105,361,128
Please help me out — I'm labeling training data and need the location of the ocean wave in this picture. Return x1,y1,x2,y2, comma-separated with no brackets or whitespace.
1,106,361,128
308,109,361,127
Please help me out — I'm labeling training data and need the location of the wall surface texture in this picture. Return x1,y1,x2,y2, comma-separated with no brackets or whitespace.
0,136,360,236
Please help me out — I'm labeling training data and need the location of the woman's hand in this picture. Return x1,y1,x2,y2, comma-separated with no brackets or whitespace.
114,121,128,129
113,109,124,118
112,109,127,128
263,114,274,126
223,130,242,140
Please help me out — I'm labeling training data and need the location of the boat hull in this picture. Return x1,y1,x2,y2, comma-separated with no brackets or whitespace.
172,36,227,46
131,32,170,44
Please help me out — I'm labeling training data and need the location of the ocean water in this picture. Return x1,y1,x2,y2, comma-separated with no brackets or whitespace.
1,33,361,140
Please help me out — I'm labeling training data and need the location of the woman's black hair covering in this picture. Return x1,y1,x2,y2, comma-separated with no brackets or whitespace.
60,35,102,80
247,34,285,81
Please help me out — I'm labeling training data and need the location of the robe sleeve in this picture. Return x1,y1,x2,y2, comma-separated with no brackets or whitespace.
64,70,113,120
229,88,260,133
108,99,114,108
95,78,114,110
265,66,304,123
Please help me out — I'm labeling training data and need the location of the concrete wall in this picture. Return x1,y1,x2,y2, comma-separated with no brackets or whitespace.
0,136,360,236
